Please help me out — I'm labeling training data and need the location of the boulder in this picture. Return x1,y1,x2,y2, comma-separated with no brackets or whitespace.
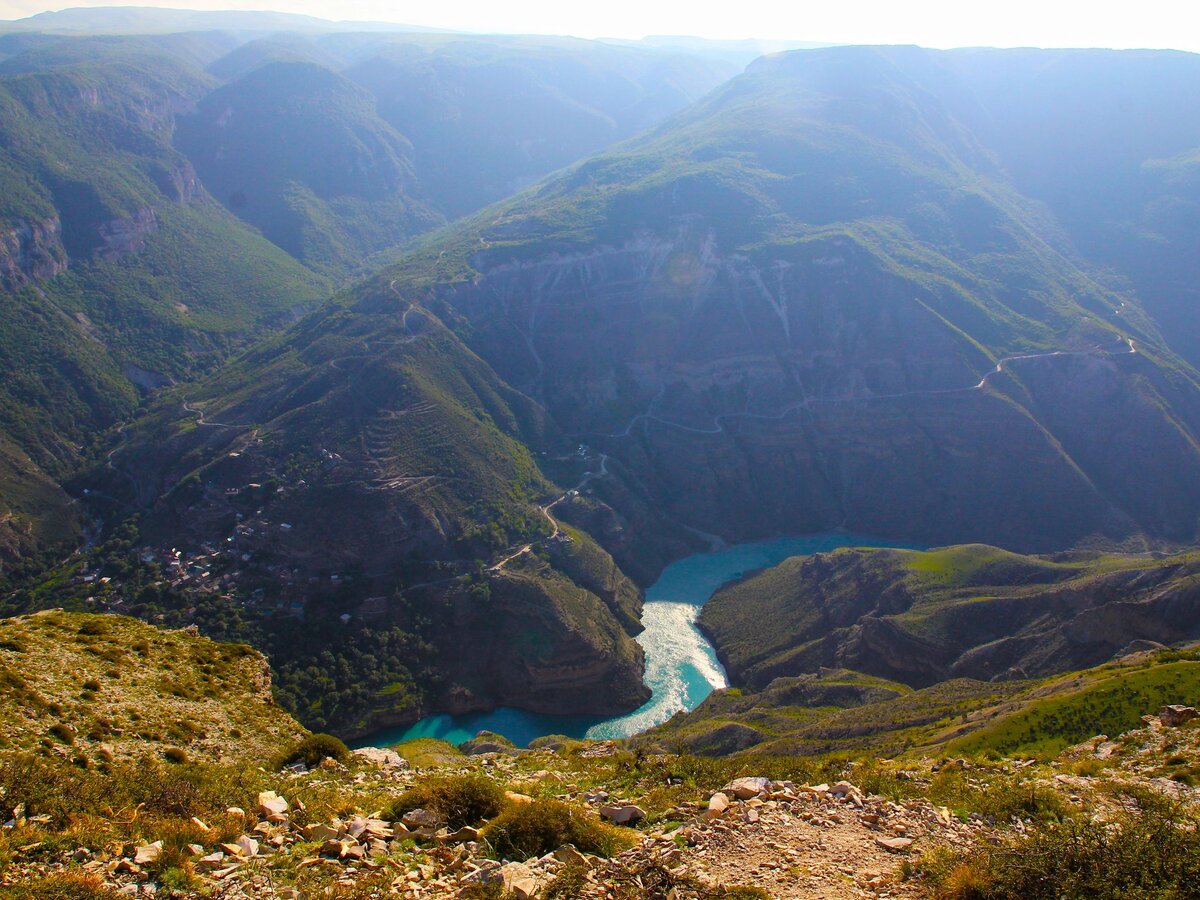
304,823,341,843
461,859,504,885
352,746,408,770
724,777,770,800
133,841,162,865
1159,705,1198,727
599,804,646,825
553,845,590,868
706,792,731,817
460,731,516,755
502,862,540,899
401,808,445,830
258,791,289,820
876,836,914,852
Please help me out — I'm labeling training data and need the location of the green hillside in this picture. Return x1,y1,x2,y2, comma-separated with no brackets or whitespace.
641,643,1200,760
175,59,442,274
0,47,329,567
700,544,1200,691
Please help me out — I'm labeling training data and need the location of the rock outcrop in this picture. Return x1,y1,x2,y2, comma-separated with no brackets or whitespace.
0,217,68,290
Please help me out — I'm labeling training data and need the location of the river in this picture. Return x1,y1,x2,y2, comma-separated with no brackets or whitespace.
353,532,912,749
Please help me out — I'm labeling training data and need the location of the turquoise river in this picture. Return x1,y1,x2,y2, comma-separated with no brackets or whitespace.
355,533,914,749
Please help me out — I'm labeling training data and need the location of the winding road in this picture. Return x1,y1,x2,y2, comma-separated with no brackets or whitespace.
489,453,610,571
589,336,1137,440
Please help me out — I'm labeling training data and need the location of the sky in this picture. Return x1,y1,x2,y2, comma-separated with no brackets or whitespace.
0,0,1198,53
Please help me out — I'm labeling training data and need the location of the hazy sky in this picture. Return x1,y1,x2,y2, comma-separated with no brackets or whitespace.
1,0,1197,52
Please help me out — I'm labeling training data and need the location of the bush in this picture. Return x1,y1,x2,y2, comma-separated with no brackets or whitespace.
390,775,507,830
482,798,627,860
279,733,349,769
163,746,188,764
921,798,1200,898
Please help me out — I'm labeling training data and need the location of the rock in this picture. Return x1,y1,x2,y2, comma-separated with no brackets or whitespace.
466,741,509,755
875,836,913,852
600,804,646,825
320,839,345,857
197,851,225,870
236,835,260,858
97,743,115,763
830,781,859,798
461,859,504,885
402,808,445,830
443,825,480,843
304,823,341,843
706,792,731,817
226,807,246,818
724,777,770,800
133,841,162,865
553,845,590,868
460,731,516,755
352,747,409,770
502,862,540,899
505,791,534,805
1159,705,1198,727
258,791,289,819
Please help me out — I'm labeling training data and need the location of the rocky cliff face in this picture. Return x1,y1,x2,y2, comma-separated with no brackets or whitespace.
94,206,158,261
0,217,68,290
436,228,1198,557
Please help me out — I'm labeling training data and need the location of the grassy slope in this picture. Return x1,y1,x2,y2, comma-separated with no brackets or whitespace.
0,610,305,764
700,544,1200,690
642,647,1200,760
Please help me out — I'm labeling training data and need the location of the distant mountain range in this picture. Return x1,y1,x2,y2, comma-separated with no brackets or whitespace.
0,5,448,35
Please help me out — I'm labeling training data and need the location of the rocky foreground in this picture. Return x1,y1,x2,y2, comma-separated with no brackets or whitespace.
5,703,1200,899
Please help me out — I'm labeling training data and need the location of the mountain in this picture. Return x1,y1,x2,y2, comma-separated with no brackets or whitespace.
175,59,441,274
350,45,1200,560
699,544,1200,692
933,49,1200,367
56,285,649,734
55,43,1193,741
0,29,737,569
0,43,330,567
0,6,445,35
339,35,740,218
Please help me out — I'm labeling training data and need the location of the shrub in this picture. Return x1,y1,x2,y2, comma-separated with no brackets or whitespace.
163,747,188,764
482,798,627,860
279,733,349,769
390,775,506,829
82,679,101,692
48,723,75,745
921,799,1200,899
